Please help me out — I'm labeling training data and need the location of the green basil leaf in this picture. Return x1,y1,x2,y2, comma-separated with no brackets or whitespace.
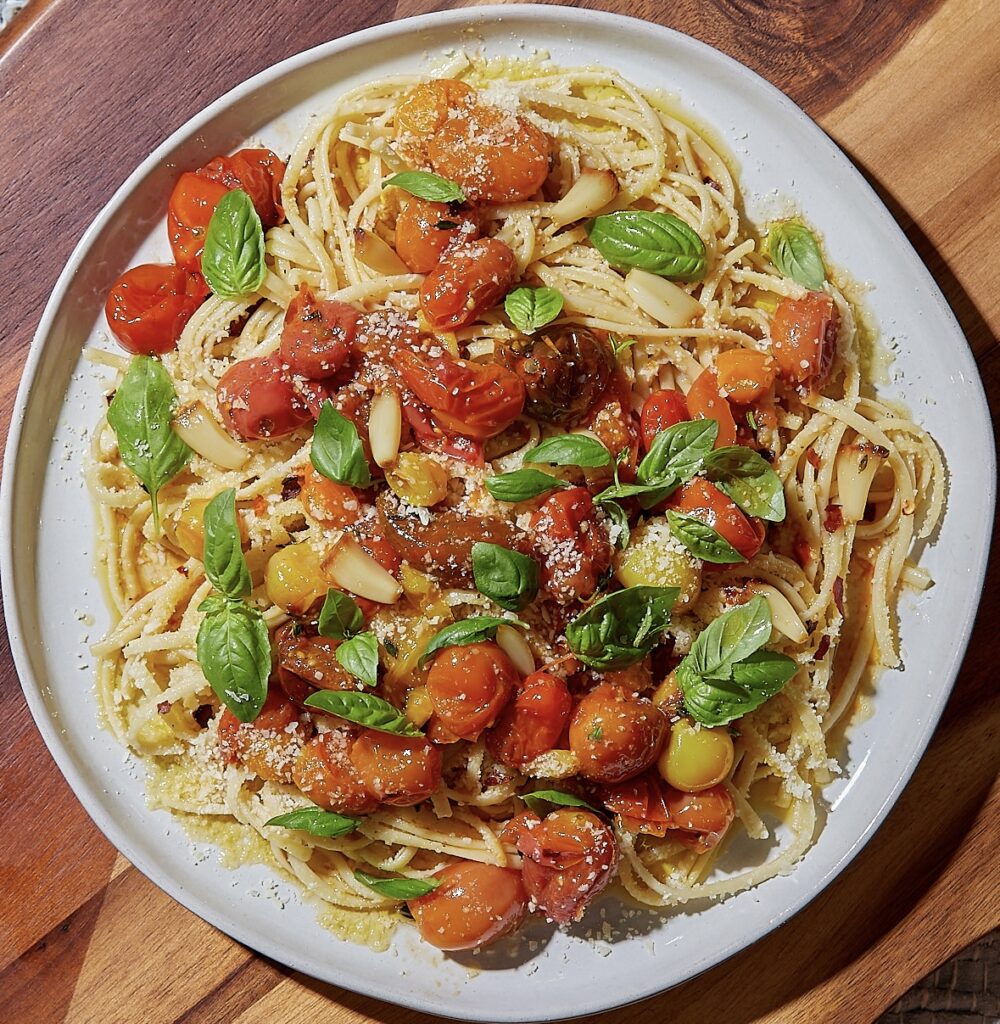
638,419,718,490
597,499,630,550
472,542,539,612
525,434,611,468
587,210,707,280
354,870,441,901
198,593,231,615
201,189,266,299
678,649,797,727
703,445,786,522
107,356,192,534
765,220,826,290
311,400,372,487
685,595,773,680
522,790,600,814
484,468,568,503
304,689,423,736
382,170,465,204
593,480,667,504
665,510,746,564
565,586,678,669
265,807,361,837
504,286,564,334
196,599,270,723
419,616,527,666
730,649,799,690
335,631,380,687
317,589,364,640
202,488,251,599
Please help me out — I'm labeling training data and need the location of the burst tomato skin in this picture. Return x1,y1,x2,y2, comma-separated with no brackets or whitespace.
197,147,285,228
395,197,480,274
278,285,360,380
218,691,304,783
485,671,572,769
770,291,839,387
293,727,380,814
395,79,476,143
349,729,442,806
301,464,363,527
216,356,312,441
419,237,517,331
426,642,518,742
105,264,208,354
639,389,689,451
662,477,765,563
686,368,737,448
530,487,612,604
714,349,776,405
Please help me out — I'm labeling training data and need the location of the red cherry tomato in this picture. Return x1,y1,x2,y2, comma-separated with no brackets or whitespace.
485,670,572,769
663,477,765,563
395,197,480,274
218,690,303,783
426,642,518,742
517,809,618,924
529,487,612,604
639,389,689,451
419,237,517,331
104,264,208,355
197,147,286,228
686,368,737,448
770,291,839,387
167,172,230,271
601,771,674,837
278,285,359,380
586,373,639,472
408,861,528,950
274,622,359,704
349,729,442,807
216,356,311,441
498,810,542,847
293,728,379,814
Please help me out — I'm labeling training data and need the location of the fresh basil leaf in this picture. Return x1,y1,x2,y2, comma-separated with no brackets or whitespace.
484,468,568,502
565,586,678,669
765,220,826,290
198,593,231,615
335,631,380,687
107,356,192,535
610,333,636,361
419,616,527,666
265,807,361,837
587,210,707,280
522,790,599,814
730,649,799,690
202,488,250,599
311,400,372,487
665,510,746,564
382,170,465,204
638,419,718,490
354,870,440,901
196,599,270,723
525,434,611,468
593,479,667,504
317,589,364,640
201,189,266,299
678,649,797,727
703,445,786,522
304,689,422,736
597,499,630,550
504,286,564,334
472,542,539,612
685,595,773,680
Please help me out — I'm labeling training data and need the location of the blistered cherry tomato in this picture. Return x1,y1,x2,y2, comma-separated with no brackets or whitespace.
419,237,517,332
301,464,363,527
586,374,640,472
426,642,518,742
530,487,612,604
770,291,839,387
686,368,737,448
408,861,528,950
197,147,285,228
395,197,479,274
601,771,674,837
167,171,230,270
395,79,476,143
715,349,776,405
104,264,208,355
216,356,311,441
293,727,378,814
485,671,572,769
218,690,304,783
274,622,360,704
639,389,689,451
663,477,765,562
498,810,542,847
349,729,442,806
278,285,359,379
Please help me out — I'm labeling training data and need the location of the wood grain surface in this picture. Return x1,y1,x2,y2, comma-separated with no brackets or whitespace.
0,2,997,1023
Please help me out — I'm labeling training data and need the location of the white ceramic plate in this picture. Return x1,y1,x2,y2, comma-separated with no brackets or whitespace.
3,7,994,1021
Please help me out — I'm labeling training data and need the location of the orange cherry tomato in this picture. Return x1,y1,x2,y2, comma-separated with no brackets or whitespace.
197,147,286,228
395,79,476,142
517,809,618,924
639,389,689,451
278,285,359,380
397,349,525,441
167,171,230,271
349,729,442,807
529,487,612,605
418,237,517,332
408,861,528,951
663,477,765,562
395,197,480,274
686,368,737,448
601,771,674,837
426,642,518,742
568,683,668,784
301,464,363,527
485,670,572,769
104,263,208,355
216,356,311,441
770,291,839,387
715,349,776,405
218,690,303,783
292,727,379,814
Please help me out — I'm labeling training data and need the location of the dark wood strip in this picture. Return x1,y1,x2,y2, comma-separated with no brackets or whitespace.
171,954,287,1024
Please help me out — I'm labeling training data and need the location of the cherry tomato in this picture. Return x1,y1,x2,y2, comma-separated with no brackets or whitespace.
218,690,304,784
395,197,479,274
408,861,528,950
498,810,542,847
301,463,363,527
568,683,668,784
663,477,765,562
419,237,517,332
586,373,640,472
275,622,360,704
395,79,476,142
167,171,230,270
278,285,359,379
639,389,689,451
686,368,737,448
770,291,838,387
197,147,286,228
485,671,572,769
715,349,776,405
530,487,612,604
517,809,618,924
601,771,674,837
349,729,442,806
104,264,208,355
397,348,525,441
426,642,518,742
292,727,378,814
216,356,311,441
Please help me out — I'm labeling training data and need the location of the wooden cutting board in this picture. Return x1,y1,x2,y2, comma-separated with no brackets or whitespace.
0,2,997,1022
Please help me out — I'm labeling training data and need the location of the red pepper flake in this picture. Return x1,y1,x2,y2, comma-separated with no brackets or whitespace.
815,635,831,661
251,496,268,516
281,475,302,501
157,700,172,714
193,704,214,728
833,576,845,616
823,505,844,533
806,448,821,470
793,538,812,568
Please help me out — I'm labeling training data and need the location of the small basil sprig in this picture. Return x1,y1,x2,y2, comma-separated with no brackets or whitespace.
107,355,192,535
525,434,611,469
472,542,539,612
485,468,568,503
765,220,826,290
382,170,465,204
202,488,250,598
522,790,599,814
504,286,564,334
355,870,440,901
335,631,380,687
196,595,271,723
597,499,630,550
311,401,372,487
676,596,797,726
587,211,707,280
665,510,746,564
566,586,678,669
703,446,786,522
317,589,364,640
420,616,527,666
265,807,361,837
304,689,422,737
201,189,266,298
